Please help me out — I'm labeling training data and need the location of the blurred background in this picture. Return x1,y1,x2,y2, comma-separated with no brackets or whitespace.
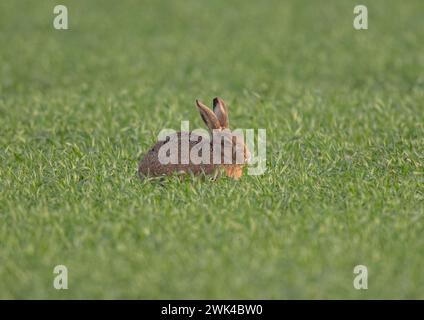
1,0,423,95
0,0,423,299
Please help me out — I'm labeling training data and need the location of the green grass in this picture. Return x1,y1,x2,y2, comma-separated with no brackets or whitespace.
0,0,423,299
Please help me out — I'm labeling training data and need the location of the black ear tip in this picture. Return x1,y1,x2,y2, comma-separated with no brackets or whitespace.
213,97,222,106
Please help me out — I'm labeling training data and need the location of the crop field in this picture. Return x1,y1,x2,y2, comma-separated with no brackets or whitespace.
0,0,423,298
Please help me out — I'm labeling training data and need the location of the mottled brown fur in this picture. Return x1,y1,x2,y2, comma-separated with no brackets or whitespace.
138,98,248,180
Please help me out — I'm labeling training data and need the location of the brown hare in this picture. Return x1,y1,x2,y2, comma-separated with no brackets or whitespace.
138,97,250,179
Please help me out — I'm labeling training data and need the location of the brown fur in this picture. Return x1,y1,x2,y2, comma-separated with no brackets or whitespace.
138,98,248,180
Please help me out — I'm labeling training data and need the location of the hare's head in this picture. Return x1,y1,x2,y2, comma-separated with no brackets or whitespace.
196,97,251,165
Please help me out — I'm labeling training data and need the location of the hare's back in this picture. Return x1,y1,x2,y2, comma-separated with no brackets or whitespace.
138,131,215,177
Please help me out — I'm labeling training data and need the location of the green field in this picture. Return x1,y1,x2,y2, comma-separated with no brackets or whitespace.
0,0,423,299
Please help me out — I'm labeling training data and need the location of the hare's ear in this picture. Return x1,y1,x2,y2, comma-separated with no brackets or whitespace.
213,97,229,129
196,100,221,131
